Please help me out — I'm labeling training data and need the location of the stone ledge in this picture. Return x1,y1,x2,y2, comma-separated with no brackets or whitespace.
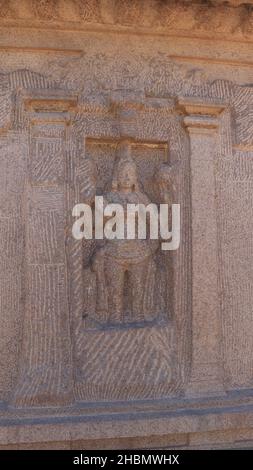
1,404,253,449
1,391,253,447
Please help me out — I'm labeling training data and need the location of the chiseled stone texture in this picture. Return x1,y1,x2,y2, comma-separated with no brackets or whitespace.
1,0,253,449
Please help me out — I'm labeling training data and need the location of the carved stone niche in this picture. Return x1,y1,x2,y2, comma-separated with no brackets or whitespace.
69,96,192,402
5,87,191,406
82,138,169,329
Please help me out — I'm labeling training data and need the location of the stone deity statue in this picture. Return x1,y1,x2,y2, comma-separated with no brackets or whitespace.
90,140,159,326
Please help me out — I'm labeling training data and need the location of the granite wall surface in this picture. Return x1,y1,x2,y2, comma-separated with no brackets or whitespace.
0,0,253,449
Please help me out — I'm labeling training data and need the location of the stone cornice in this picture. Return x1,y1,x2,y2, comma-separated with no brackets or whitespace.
0,1,253,41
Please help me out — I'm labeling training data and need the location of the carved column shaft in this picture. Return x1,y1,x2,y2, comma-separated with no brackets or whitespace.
180,99,225,396
12,94,76,407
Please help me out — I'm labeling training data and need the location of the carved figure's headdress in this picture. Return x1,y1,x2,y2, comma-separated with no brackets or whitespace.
111,139,140,191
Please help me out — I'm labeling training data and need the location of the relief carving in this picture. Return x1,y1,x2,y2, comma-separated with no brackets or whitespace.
82,139,171,329
32,0,59,20
78,0,101,22
1,54,249,404
0,1,253,38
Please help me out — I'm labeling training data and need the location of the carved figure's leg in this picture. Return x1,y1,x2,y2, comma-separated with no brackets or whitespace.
104,258,125,324
129,258,150,322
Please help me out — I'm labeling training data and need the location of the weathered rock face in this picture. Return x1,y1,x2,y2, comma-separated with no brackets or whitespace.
0,0,253,449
